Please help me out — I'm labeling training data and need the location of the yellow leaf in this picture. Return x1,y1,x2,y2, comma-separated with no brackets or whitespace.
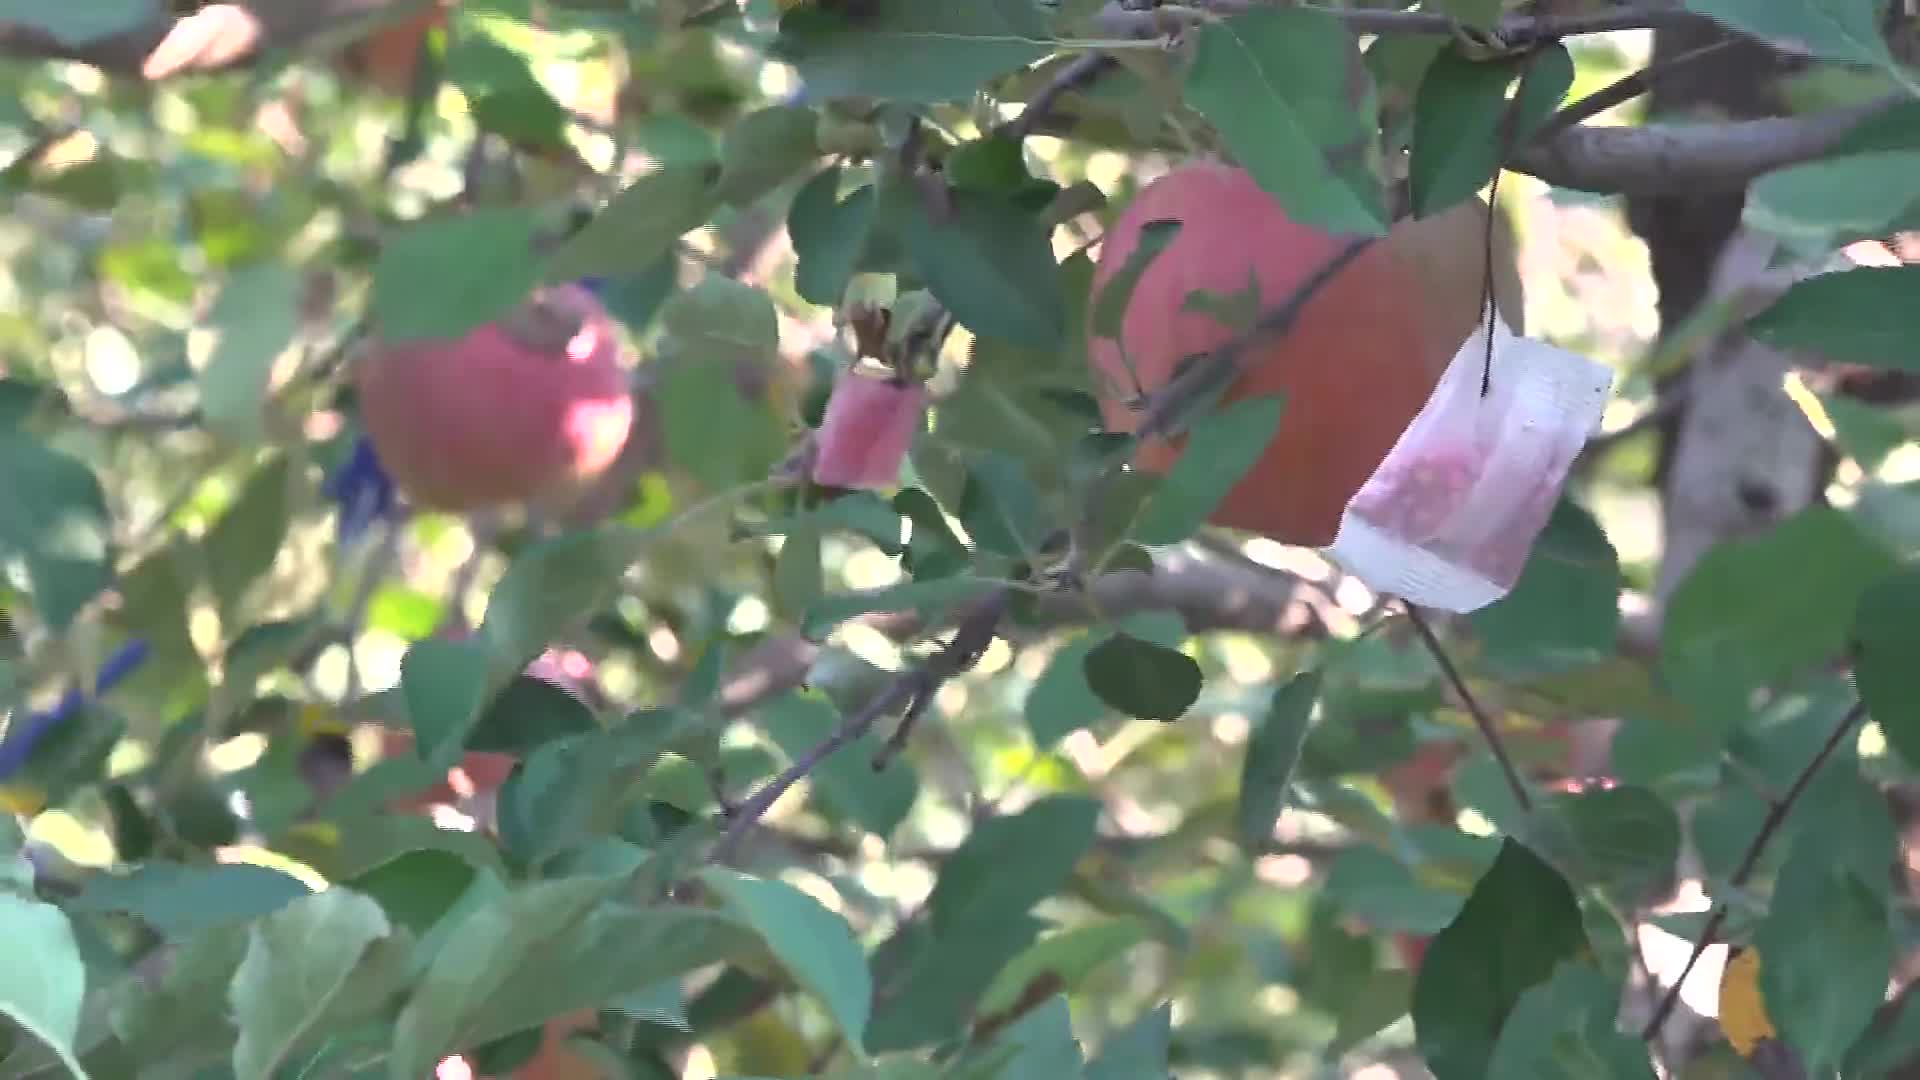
1719,946,1778,1057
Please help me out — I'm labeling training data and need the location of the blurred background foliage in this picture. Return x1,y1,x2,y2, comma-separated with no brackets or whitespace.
1,1,1920,1078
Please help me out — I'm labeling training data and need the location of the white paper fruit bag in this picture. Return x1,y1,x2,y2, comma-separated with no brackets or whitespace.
1321,311,1614,613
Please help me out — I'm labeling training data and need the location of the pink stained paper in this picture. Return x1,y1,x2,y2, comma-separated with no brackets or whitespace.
810,369,926,490
1321,310,1614,613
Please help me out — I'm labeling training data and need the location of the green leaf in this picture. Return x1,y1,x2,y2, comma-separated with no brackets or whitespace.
1821,391,1907,471
195,263,301,445
1183,9,1387,236
748,491,906,553
0,0,148,45
465,675,599,756
760,691,917,837
1085,1001,1171,1080
389,885,749,1078
953,995,1082,1080
867,914,1048,1051
1024,613,1187,747
977,919,1148,1018
0,378,68,433
1410,42,1573,216
1089,218,1182,342
1082,632,1202,723
0,892,87,1079
773,521,825,621
1756,835,1892,1071
657,357,788,495
801,576,999,639
1332,969,1416,1056
385,876,620,1078
1470,499,1621,678
1747,265,1920,370
663,274,781,368
703,870,873,1055
372,207,540,343
902,187,1066,350
1413,839,1589,1080
1856,562,1920,770
1662,507,1896,712
1745,151,1920,251
0,434,112,633
1685,0,1898,71
340,850,479,940
446,30,569,153
542,163,720,282
107,924,247,1078
1321,847,1466,935
929,795,1101,935
69,861,311,941
399,637,494,768
496,724,694,867
790,168,876,308
201,453,292,621
958,451,1045,558
1235,669,1320,853
1131,394,1285,546
896,487,970,580
715,105,821,206
932,251,1098,488
230,889,406,1080
945,134,1055,202
1485,963,1655,1079
769,2,1054,104
1525,785,1680,904
479,525,654,672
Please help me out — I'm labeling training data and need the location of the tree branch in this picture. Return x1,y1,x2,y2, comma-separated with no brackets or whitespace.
710,591,1010,864
1092,1,1706,42
1404,605,1534,813
1641,700,1869,1042
1513,95,1902,194
1533,37,1744,139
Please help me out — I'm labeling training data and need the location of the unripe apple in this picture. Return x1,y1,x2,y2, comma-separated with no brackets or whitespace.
1087,160,1523,548
355,283,635,513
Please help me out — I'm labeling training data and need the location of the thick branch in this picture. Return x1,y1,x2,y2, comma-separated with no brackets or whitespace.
1514,96,1900,194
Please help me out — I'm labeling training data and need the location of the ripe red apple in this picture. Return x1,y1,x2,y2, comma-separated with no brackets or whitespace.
1086,160,1523,548
355,283,634,514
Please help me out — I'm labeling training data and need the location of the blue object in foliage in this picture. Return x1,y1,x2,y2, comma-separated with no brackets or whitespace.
0,637,149,783
323,435,400,543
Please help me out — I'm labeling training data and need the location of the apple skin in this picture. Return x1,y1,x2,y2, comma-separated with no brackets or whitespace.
1087,160,1522,548
355,283,634,514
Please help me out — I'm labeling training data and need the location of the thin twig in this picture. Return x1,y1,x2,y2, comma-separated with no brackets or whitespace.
1641,700,1870,1042
1306,2,1705,41
1095,2,1703,42
1404,604,1534,813
710,592,1010,864
1534,37,1744,140
1133,236,1377,445
1000,52,1117,141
